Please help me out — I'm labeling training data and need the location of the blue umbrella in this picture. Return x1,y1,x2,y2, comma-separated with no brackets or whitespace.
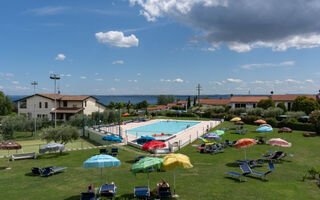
102,135,122,143
204,133,221,141
83,154,121,184
256,126,273,133
136,136,156,145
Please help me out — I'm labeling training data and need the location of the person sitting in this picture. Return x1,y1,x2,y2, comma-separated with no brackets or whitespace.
157,179,170,190
87,183,95,193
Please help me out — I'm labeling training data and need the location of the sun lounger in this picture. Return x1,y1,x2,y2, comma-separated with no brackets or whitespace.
134,186,150,198
31,166,54,176
81,192,95,200
225,164,251,182
158,186,172,198
12,152,36,161
243,164,273,181
236,159,264,168
110,148,119,157
98,184,117,199
235,129,247,135
41,166,67,176
100,149,108,154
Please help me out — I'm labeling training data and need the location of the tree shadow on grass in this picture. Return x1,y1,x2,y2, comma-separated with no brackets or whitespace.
0,166,8,170
64,195,80,200
125,160,135,164
37,152,69,160
25,172,36,177
224,176,246,183
118,193,136,200
225,162,240,168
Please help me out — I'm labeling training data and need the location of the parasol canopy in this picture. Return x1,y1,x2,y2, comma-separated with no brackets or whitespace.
254,119,267,124
0,141,21,150
102,135,122,143
142,140,166,151
257,126,273,133
235,120,244,125
230,117,241,122
39,143,65,154
267,138,292,147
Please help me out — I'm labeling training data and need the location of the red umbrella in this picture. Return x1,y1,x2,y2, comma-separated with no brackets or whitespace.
142,140,166,151
254,119,267,124
122,113,130,117
234,138,257,160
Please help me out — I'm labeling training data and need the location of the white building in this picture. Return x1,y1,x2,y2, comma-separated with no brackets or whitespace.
17,94,107,120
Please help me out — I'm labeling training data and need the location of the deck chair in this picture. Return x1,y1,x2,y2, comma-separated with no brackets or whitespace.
80,192,95,200
268,162,275,171
158,186,172,198
225,164,251,182
31,166,53,176
100,149,108,154
236,159,263,168
41,166,67,176
134,186,150,199
98,184,117,199
244,164,273,181
110,148,119,157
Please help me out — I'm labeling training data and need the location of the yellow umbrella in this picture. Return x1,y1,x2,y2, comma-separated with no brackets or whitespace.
230,117,241,122
162,154,193,196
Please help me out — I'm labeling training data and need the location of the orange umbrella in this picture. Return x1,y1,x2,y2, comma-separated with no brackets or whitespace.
122,113,130,117
234,138,257,160
254,119,266,124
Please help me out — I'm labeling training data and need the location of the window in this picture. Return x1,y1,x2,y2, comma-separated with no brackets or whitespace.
20,100,27,108
39,102,42,108
45,102,48,108
235,103,246,108
73,104,78,108
85,101,87,107
63,101,67,107
253,103,256,108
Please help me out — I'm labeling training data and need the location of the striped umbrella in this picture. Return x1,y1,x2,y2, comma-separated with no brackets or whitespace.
267,138,291,147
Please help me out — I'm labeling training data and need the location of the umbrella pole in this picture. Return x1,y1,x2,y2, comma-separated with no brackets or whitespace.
100,168,103,185
174,169,176,195
7,150,10,169
147,171,150,189
244,149,246,160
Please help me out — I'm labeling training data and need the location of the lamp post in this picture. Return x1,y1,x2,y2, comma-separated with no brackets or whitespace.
50,74,60,128
31,81,38,139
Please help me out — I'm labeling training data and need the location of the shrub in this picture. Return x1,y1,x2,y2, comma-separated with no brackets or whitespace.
242,115,260,125
263,107,283,118
265,118,278,127
278,118,315,132
257,98,275,109
309,110,320,133
292,96,320,114
180,112,197,117
286,111,306,119
228,108,246,115
210,106,225,114
276,102,287,112
247,108,264,116
69,114,89,128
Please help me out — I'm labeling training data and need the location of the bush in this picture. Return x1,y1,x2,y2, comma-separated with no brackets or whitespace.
292,96,320,114
278,118,315,132
257,98,275,109
265,118,278,127
309,110,320,133
276,102,287,112
228,108,246,115
263,107,283,118
242,115,260,125
247,108,264,116
209,106,225,114
41,125,80,145
286,111,306,119
69,114,90,128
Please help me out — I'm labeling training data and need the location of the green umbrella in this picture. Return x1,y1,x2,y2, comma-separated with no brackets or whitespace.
213,130,225,136
131,157,164,188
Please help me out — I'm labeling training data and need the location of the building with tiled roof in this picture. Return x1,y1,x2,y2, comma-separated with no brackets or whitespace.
200,99,230,105
271,94,317,110
17,94,106,120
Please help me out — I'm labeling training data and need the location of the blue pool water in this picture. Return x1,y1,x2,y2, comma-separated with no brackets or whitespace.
126,121,200,137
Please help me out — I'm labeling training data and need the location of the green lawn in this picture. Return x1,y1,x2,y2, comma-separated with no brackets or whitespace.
0,122,320,199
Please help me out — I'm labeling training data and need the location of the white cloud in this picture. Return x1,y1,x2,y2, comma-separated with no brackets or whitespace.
251,80,264,84
137,72,141,76
215,81,223,86
128,80,138,83
114,78,120,82
15,86,29,90
227,78,242,83
95,31,139,48
110,87,116,92
11,81,19,85
130,0,320,52
95,73,99,76
41,88,50,91
95,78,103,81
285,79,302,84
55,54,66,61
24,6,67,16
173,78,184,83
241,61,295,70
80,76,87,79
0,85,3,90
112,60,124,64
305,79,314,83
160,79,171,82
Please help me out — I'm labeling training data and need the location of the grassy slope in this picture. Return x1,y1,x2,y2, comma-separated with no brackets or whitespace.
0,122,319,199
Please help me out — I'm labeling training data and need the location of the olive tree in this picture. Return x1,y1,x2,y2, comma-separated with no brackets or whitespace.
41,125,79,145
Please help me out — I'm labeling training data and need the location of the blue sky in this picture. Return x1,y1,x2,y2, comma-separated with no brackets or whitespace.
1,0,320,95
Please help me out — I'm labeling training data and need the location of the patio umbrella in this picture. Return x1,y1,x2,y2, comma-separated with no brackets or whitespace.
83,154,121,184
230,117,241,122
102,135,122,144
39,143,65,154
234,138,257,160
212,130,225,136
131,157,164,188
122,113,130,117
142,140,166,151
162,153,193,197
257,126,273,133
267,138,292,147
259,124,272,128
0,141,22,169
235,120,244,125
254,119,267,124
198,137,210,143
204,133,221,141
136,136,156,145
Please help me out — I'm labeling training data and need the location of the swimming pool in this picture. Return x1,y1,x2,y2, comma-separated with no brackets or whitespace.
126,120,200,138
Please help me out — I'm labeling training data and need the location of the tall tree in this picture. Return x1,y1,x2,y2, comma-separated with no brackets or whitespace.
41,125,79,145
126,100,131,113
187,96,191,108
292,96,319,114
157,95,167,105
257,98,275,109
0,92,15,115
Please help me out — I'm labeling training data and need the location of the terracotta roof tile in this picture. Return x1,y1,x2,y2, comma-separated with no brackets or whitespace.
230,96,269,103
50,107,84,114
200,99,230,105
177,101,187,104
38,94,91,101
272,94,316,101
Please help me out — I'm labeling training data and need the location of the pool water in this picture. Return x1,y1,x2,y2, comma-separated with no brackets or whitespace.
126,120,200,138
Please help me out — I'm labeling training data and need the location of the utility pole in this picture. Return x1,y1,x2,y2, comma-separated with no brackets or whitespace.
31,81,38,139
50,74,60,128
196,83,202,105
